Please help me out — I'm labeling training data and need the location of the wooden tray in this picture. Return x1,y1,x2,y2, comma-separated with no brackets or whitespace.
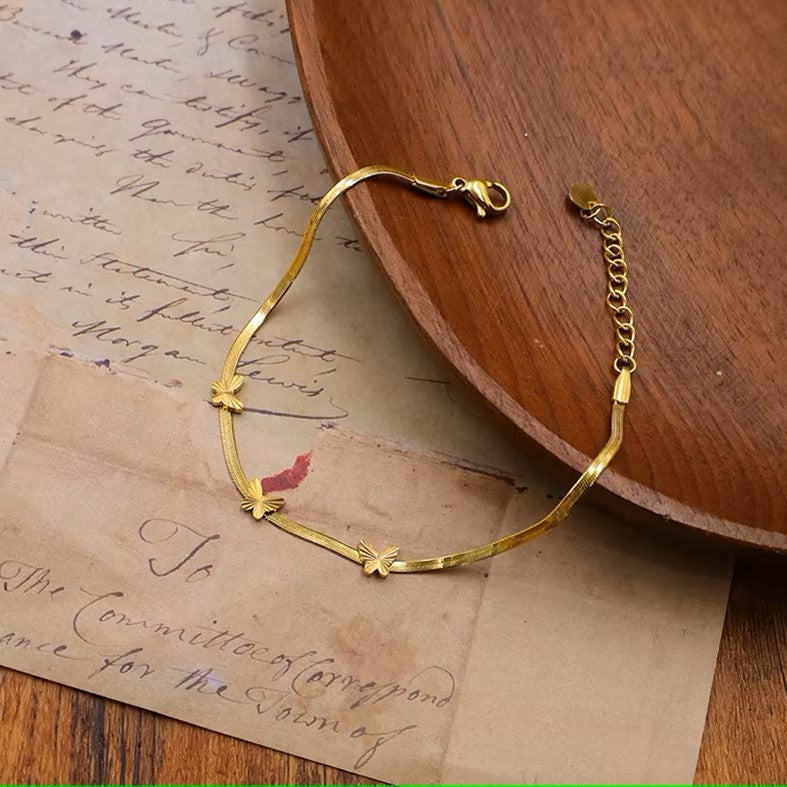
288,0,786,551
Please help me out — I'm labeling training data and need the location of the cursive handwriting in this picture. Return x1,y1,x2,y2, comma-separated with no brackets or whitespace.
106,6,183,38
70,586,456,716
170,230,245,257
128,117,284,161
0,629,83,661
1,560,66,598
30,202,123,236
172,665,417,769
71,318,205,365
8,232,68,259
80,251,251,303
137,518,219,582
205,67,301,105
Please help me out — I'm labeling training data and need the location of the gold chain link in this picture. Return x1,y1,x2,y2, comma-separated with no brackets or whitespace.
581,202,637,372
209,168,635,577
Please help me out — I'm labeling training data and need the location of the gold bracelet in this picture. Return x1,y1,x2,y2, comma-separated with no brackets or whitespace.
209,166,636,577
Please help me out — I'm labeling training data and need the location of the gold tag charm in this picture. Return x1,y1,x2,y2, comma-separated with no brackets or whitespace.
568,182,598,210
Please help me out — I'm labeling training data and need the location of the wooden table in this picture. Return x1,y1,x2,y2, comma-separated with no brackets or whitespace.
1,557,784,783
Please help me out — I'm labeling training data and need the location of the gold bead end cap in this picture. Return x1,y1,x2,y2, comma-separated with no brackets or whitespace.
613,368,632,404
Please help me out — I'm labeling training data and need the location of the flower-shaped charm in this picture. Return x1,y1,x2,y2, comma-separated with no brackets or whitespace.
210,374,244,413
358,539,399,577
241,477,285,520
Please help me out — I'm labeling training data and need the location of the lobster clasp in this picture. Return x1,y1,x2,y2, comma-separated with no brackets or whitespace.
455,177,511,218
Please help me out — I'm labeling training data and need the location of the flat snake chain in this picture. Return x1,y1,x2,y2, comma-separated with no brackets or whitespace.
210,165,634,576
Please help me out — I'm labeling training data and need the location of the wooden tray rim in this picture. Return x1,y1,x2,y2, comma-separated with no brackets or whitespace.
287,0,785,553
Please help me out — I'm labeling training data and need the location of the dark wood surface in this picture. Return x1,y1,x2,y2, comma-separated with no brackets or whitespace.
1,559,784,783
288,0,787,550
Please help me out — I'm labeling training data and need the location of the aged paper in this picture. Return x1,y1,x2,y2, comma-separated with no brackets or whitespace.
0,1,731,783
0,0,523,474
0,355,731,783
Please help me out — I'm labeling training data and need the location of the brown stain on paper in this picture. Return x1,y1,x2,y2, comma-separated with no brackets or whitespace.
327,613,418,683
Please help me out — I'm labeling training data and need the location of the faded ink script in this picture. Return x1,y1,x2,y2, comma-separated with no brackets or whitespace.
0,0,503,471
0,519,455,772
0,2,736,784
0,353,505,782
0,351,734,785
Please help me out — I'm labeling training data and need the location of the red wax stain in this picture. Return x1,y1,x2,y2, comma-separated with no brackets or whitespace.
261,451,312,492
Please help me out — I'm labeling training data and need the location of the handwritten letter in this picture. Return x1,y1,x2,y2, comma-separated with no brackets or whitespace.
0,2,731,783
